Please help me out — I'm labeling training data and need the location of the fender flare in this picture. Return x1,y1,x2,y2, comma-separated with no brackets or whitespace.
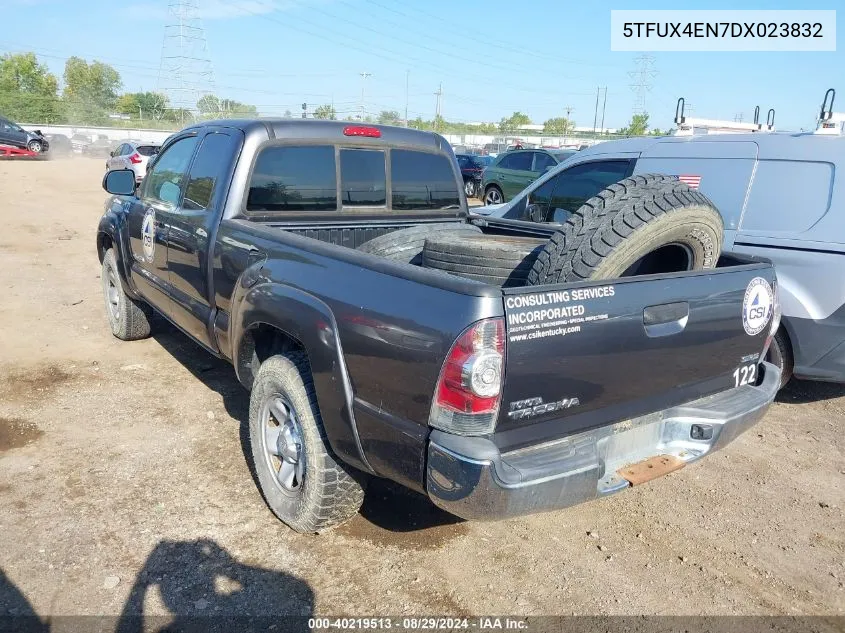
97,201,141,299
231,281,374,474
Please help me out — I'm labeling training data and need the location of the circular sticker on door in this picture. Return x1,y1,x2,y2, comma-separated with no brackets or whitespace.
141,208,156,263
742,277,773,336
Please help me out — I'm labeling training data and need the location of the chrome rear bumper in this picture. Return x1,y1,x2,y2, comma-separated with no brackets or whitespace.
426,362,780,520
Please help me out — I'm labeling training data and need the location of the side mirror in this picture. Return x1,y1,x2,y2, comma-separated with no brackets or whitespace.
103,169,136,196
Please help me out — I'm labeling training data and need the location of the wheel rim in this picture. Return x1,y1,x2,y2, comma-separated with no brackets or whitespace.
29,141,41,153
260,395,305,495
465,181,475,197
485,188,502,205
106,265,121,321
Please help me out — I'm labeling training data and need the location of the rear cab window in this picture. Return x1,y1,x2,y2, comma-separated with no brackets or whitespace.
245,143,459,216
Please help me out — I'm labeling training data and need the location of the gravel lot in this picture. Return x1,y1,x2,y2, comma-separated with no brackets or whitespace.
0,158,843,621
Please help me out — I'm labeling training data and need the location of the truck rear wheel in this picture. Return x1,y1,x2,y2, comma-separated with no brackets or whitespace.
357,222,481,265
766,328,794,389
249,352,367,533
422,232,546,286
528,174,723,285
101,249,153,340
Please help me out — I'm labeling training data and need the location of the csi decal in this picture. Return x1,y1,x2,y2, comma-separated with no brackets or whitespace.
141,208,156,263
742,277,773,336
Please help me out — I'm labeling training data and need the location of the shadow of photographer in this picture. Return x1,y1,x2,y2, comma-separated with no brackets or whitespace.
2,539,314,633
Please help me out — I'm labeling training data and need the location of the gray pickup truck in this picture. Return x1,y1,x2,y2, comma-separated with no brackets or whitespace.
97,119,781,533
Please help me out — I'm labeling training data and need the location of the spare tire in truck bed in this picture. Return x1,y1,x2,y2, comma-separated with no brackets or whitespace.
527,174,723,285
422,232,546,287
357,222,481,265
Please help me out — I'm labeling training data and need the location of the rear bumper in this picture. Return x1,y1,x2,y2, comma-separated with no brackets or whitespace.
426,362,780,520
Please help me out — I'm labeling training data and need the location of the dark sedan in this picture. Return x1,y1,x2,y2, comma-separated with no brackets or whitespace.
456,154,493,198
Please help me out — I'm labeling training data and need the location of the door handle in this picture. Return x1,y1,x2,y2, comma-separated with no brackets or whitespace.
643,302,689,337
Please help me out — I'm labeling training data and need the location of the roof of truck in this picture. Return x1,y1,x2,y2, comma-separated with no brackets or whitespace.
183,118,449,150
583,131,845,159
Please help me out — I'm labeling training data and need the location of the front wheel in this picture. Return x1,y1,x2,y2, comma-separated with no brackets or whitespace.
101,249,152,340
484,185,503,205
249,352,367,533
27,139,43,153
464,179,476,198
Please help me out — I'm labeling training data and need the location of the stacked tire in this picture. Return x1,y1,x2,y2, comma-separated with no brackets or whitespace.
357,175,724,288
421,233,546,287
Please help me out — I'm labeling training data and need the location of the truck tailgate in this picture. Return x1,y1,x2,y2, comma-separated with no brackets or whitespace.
497,262,777,450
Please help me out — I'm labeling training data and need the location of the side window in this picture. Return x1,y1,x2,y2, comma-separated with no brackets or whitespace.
532,152,557,172
119,144,131,156
246,145,336,213
520,173,565,221
340,148,386,207
507,151,533,171
548,160,630,222
391,149,460,210
183,134,232,212
140,136,199,210
496,153,516,169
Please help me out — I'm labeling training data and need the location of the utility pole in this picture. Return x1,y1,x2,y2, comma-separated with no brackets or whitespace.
563,105,573,143
359,72,371,121
600,86,607,135
434,82,443,130
404,70,410,127
593,88,599,136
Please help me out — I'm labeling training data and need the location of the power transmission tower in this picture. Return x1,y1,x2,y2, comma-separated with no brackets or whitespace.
157,0,216,123
628,54,656,115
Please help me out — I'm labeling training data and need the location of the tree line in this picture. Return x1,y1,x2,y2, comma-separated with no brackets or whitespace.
0,52,259,126
1,51,665,136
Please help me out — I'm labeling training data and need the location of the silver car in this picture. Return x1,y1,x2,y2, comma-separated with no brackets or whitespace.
106,142,160,184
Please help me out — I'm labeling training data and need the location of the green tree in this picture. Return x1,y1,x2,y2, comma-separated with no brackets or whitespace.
117,92,169,120
62,57,122,124
619,112,650,136
543,117,575,135
196,95,257,118
196,94,221,115
0,53,60,122
377,109,400,125
313,104,336,120
499,111,531,133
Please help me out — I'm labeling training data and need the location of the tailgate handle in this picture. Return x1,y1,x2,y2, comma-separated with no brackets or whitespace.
643,302,689,337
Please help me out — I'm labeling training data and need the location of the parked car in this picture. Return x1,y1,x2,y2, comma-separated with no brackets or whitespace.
71,134,91,154
106,142,160,184
97,119,779,533
481,148,576,204
474,95,845,387
87,134,114,158
0,116,49,153
456,153,493,197
45,133,72,157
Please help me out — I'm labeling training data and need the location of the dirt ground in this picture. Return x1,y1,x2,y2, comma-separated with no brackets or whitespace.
0,158,843,621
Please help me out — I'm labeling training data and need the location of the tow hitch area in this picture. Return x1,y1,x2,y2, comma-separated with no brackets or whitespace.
618,454,685,486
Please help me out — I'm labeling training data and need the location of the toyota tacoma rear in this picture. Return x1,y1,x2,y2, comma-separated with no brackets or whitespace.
96,119,781,532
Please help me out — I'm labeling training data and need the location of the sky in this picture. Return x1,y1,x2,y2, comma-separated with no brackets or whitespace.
1,0,842,131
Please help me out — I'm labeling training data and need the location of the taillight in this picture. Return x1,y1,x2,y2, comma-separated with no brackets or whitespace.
760,278,782,363
343,125,381,138
129,153,142,164
429,318,504,436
